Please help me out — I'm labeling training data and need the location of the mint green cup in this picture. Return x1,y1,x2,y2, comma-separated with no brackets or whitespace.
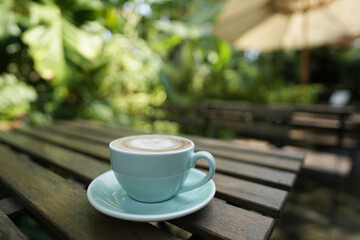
109,135,216,203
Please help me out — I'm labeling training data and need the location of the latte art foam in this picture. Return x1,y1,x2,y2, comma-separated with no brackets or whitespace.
112,135,192,153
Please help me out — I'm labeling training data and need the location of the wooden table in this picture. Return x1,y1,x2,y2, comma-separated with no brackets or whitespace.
0,120,305,240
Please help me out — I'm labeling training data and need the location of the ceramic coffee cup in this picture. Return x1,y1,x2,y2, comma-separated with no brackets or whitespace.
109,134,216,203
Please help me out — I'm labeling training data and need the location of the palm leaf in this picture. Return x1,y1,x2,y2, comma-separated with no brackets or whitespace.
22,2,103,85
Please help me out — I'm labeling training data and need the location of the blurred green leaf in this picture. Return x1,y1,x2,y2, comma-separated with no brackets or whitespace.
0,73,37,120
155,20,207,39
0,0,21,40
266,84,324,104
23,3,65,82
22,2,103,85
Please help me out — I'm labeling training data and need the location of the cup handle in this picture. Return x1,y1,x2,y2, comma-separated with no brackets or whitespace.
178,151,216,193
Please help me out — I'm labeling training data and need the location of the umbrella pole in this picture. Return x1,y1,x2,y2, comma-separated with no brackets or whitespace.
300,8,310,86
300,47,310,85
299,47,309,102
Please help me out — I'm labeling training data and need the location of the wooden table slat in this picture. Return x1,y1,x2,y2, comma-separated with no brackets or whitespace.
0,120,306,240
0,208,28,240
0,131,110,183
200,147,302,172
46,122,117,144
0,197,25,216
15,127,107,160
213,173,287,217
63,119,145,136
0,130,288,217
4,125,296,190
186,136,305,161
64,120,305,160
170,198,274,240
51,122,303,172
0,145,176,240
0,145,274,240
33,125,298,189
198,157,296,190
19,124,301,177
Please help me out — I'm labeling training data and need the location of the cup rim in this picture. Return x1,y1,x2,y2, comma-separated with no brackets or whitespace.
109,134,195,155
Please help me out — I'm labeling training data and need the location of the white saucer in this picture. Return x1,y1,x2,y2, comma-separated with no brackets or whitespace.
87,169,216,222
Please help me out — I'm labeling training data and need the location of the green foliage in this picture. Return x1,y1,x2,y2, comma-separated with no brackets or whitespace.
81,33,166,126
0,74,37,120
0,1,21,40
22,1,104,92
1,0,356,128
266,84,324,103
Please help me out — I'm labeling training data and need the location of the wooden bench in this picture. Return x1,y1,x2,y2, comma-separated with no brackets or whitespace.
150,102,359,149
290,104,357,148
150,104,209,134
0,120,305,240
206,101,295,146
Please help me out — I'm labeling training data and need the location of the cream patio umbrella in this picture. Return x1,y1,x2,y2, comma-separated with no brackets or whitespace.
213,0,360,84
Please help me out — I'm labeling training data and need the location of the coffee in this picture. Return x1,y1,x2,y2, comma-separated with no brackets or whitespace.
112,135,192,153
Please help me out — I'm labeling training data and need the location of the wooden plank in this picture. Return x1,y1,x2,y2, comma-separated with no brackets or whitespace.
208,101,295,119
0,131,110,183
0,145,273,239
152,104,208,111
47,122,117,144
0,145,176,240
208,101,354,116
150,117,204,126
170,198,274,240
14,127,110,160
291,114,341,130
295,104,353,115
28,122,298,189
197,157,296,190
58,120,306,162
63,119,145,136
0,197,25,216
1,130,288,217
187,135,305,161
50,124,298,189
14,126,297,189
199,147,302,173
209,120,290,139
0,208,28,240
213,173,287,218
35,123,303,173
